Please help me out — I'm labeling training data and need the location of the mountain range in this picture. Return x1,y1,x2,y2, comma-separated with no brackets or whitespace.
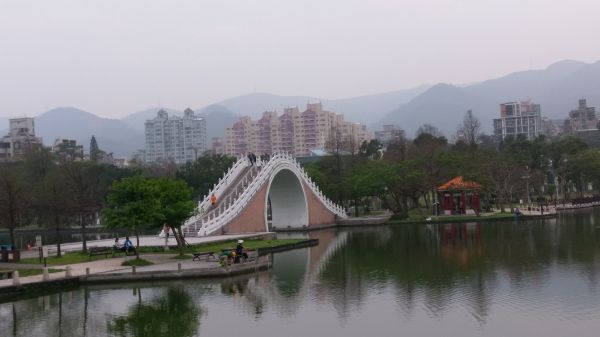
378,60,600,136
1,59,599,157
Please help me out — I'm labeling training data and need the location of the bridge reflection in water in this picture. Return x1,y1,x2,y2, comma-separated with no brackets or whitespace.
3,210,600,337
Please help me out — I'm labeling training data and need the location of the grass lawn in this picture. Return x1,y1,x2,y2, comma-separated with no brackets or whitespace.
121,258,153,267
137,238,307,255
388,210,515,224
181,238,307,254
20,251,97,266
19,239,306,266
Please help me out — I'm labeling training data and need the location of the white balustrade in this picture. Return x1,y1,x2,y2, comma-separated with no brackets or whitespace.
182,152,346,237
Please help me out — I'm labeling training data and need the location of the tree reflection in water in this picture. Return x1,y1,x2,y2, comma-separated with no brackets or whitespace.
108,288,201,337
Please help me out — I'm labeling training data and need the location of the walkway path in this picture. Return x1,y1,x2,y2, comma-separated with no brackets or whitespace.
0,232,272,290
19,232,271,259
0,253,231,288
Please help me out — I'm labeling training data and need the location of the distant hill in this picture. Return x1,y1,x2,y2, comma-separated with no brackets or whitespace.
213,86,429,126
377,60,600,137
36,107,144,157
7,59,599,157
197,104,238,140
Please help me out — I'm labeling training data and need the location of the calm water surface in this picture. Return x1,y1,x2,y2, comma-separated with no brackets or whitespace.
2,210,600,337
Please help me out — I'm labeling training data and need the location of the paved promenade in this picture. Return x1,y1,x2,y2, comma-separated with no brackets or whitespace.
19,232,271,259
1,232,271,290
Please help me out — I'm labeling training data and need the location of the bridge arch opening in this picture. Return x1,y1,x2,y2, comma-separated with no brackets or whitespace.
265,168,309,230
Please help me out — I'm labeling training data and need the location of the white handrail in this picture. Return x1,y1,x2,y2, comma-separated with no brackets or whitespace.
181,152,346,236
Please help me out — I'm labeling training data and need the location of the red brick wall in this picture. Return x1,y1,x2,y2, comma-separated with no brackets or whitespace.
224,183,268,233
223,175,337,234
303,182,336,227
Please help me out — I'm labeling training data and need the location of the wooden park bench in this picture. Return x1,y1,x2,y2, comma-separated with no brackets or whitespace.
0,269,14,280
192,251,215,261
88,247,115,259
88,246,134,260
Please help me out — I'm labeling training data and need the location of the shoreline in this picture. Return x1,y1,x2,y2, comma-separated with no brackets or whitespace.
0,238,318,302
388,213,558,225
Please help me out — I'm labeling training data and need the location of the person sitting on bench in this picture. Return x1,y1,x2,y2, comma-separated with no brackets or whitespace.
123,236,135,255
113,237,121,251
234,240,248,263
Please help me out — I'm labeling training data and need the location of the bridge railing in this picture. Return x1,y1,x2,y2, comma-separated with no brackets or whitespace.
196,155,249,214
185,152,347,236
194,153,285,236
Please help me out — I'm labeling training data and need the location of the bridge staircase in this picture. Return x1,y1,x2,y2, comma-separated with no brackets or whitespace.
181,152,347,237
182,159,263,237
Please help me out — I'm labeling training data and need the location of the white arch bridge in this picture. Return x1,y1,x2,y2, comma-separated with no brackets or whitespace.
180,153,347,237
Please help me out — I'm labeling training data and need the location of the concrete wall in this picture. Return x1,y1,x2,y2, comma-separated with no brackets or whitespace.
223,183,268,233
303,181,336,227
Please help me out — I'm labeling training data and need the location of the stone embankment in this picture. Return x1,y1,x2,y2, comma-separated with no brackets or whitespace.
0,235,319,301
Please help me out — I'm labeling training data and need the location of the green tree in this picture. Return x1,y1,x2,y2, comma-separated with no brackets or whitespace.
0,164,29,246
24,149,72,257
155,178,196,255
102,176,163,259
90,136,99,162
565,149,600,196
176,154,236,199
108,288,200,337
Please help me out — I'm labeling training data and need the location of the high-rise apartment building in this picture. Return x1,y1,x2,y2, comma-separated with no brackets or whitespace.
564,99,597,133
221,103,371,157
144,108,207,164
493,101,543,141
52,138,84,161
0,117,43,161
374,124,405,146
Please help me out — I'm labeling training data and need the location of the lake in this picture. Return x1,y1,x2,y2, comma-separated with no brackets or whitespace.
1,209,600,337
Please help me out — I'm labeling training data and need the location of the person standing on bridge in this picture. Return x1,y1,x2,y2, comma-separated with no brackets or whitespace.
211,193,217,208
248,152,254,166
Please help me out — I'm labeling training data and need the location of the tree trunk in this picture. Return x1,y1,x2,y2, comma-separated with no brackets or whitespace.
80,213,87,252
55,216,62,257
9,227,16,248
134,229,140,259
175,226,185,256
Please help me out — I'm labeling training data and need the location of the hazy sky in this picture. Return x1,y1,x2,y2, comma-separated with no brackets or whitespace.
1,0,599,118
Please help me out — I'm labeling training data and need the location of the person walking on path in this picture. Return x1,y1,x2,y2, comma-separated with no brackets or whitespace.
211,193,217,208
248,152,253,166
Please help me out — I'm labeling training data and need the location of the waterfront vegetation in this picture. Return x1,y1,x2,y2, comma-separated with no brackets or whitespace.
0,142,235,250
305,112,600,219
17,238,304,266
387,208,515,224
2,111,600,250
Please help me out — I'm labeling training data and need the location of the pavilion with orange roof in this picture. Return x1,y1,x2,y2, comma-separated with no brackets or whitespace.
437,176,482,215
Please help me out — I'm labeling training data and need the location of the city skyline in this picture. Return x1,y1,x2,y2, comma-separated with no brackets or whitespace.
1,0,600,118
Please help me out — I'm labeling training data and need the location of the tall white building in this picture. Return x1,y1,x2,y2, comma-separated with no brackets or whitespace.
493,101,543,141
0,117,43,161
374,124,405,146
144,108,207,164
